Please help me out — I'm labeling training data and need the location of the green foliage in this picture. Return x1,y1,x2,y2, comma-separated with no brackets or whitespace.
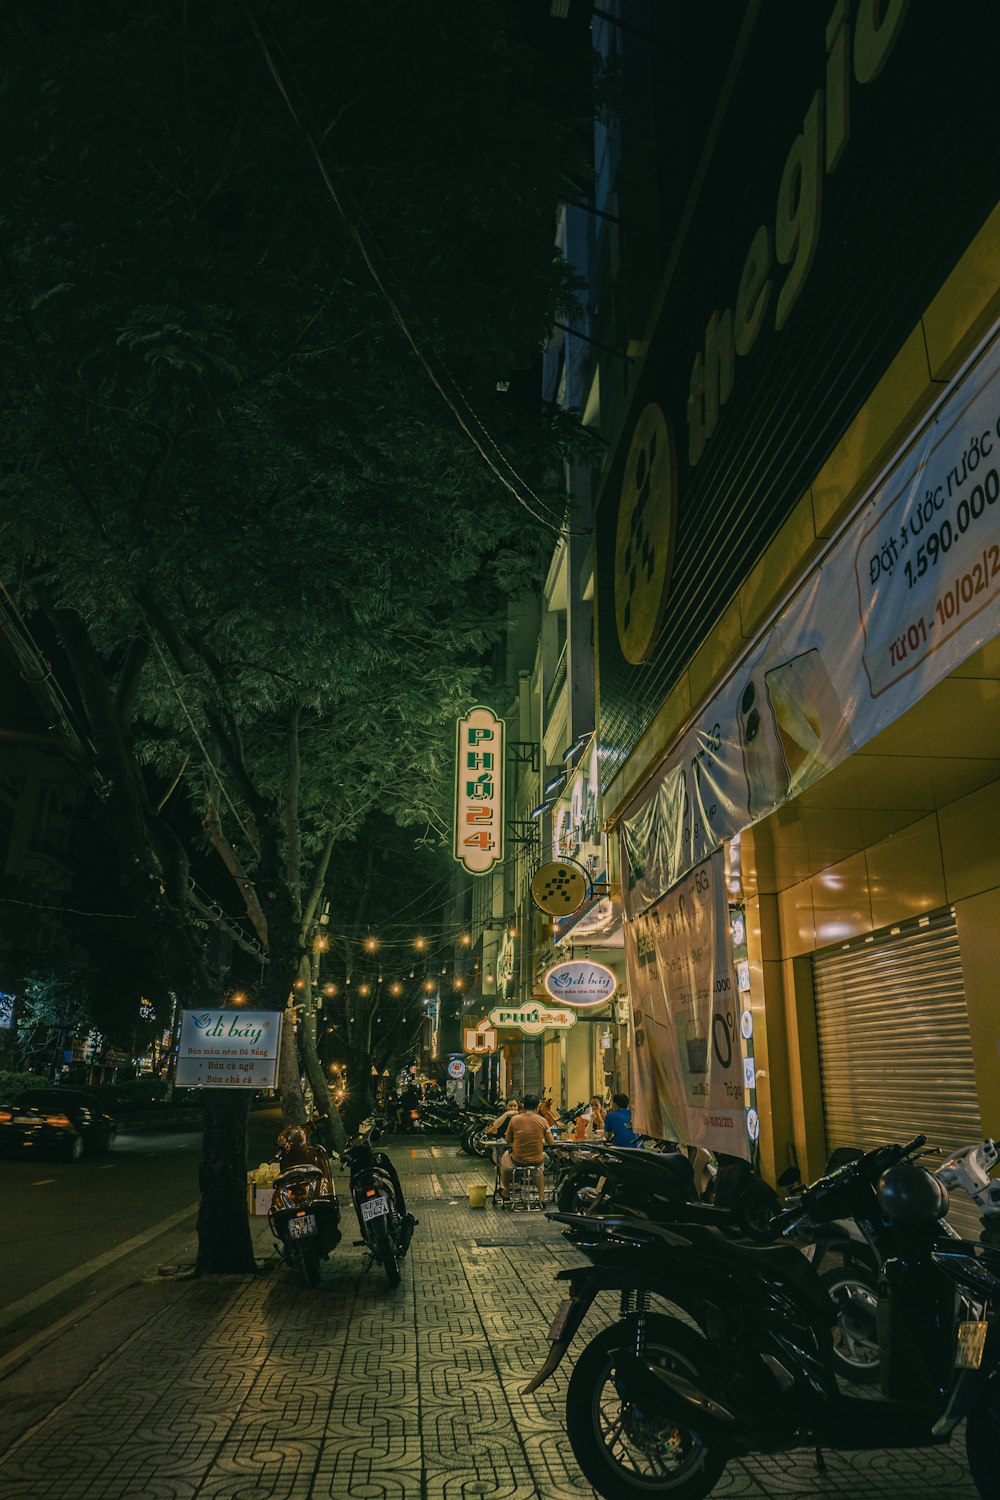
0,1071,57,1103
0,0,595,1079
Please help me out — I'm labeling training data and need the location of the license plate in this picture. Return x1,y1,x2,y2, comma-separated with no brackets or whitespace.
956,1320,989,1369
361,1195,389,1222
548,1298,574,1339
288,1214,316,1240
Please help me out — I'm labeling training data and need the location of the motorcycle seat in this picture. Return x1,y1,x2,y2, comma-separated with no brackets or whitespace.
275,1163,327,1184
644,1219,835,1318
580,1215,835,1321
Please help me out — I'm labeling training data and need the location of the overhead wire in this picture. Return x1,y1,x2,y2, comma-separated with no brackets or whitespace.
249,16,585,541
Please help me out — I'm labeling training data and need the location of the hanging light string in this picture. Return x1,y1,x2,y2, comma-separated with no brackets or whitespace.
250,17,581,540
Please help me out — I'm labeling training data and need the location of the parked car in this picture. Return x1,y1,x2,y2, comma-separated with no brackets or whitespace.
0,1088,117,1162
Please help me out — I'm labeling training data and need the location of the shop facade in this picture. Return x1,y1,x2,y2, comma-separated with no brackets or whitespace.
592,3,1000,1183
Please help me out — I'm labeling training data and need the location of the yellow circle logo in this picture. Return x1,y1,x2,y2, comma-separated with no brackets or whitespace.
530,861,588,916
614,403,677,664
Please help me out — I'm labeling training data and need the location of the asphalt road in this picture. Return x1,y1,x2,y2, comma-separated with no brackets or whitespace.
0,1106,281,1362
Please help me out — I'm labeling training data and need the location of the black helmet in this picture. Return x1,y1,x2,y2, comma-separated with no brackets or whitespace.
877,1162,949,1224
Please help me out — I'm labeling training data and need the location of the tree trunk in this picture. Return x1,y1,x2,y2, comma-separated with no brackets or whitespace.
194,1090,257,1274
299,1015,346,1153
277,1007,307,1127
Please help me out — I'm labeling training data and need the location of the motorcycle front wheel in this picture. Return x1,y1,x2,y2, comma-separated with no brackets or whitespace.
566,1314,727,1499
297,1239,322,1288
819,1264,879,1384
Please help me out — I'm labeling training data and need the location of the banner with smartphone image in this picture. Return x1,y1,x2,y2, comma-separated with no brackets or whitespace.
625,850,749,1158
620,327,1000,913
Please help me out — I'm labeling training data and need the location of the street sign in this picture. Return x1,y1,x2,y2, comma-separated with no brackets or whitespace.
530,859,588,916
543,959,618,1007
447,1058,466,1080
488,1003,578,1037
465,1055,484,1073
463,1019,498,1055
175,1009,281,1088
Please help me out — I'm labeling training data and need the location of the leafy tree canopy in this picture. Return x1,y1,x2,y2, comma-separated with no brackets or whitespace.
0,1,593,1267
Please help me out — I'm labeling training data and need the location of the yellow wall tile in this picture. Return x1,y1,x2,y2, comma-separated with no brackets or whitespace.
810,851,873,947
688,598,743,708
812,326,933,538
940,777,1000,903
923,201,1000,382
738,492,819,640
866,814,946,930
604,672,692,821
777,880,816,958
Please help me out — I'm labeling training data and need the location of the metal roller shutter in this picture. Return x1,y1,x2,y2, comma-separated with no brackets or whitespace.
812,909,982,1235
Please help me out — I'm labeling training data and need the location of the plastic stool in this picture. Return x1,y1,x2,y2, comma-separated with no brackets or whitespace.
511,1162,541,1212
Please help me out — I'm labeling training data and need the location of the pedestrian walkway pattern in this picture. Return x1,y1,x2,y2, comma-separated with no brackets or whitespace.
0,1141,978,1498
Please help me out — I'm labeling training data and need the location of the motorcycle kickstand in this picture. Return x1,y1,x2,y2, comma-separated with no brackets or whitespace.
814,1447,826,1473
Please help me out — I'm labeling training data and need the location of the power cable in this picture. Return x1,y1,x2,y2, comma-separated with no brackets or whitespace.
249,16,584,540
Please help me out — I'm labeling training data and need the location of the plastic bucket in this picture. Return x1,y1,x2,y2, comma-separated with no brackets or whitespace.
468,1183,488,1209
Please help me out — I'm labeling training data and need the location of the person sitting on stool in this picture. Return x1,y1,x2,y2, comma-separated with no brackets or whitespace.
499,1093,555,1207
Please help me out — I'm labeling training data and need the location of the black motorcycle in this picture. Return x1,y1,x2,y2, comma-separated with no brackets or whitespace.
342,1116,416,1288
552,1139,779,1243
527,1134,1000,1500
267,1124,342,1287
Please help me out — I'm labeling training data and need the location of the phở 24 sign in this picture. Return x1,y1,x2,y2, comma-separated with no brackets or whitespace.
453,706,504,876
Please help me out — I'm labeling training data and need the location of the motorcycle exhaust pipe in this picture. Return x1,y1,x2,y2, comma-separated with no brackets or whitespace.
615,1354,738,1431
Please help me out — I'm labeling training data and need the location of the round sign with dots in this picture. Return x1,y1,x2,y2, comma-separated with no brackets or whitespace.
530,860,588,916
614,402,677,664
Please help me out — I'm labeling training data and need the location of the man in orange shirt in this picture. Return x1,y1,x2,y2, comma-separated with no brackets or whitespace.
500,1094,555,1207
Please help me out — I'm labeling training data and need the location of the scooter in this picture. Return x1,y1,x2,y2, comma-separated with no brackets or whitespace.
267,1122,342,1287
342,1116,416,1288
782,1139,1000,1385
552,1138,780,1242
526,1134,1000,1500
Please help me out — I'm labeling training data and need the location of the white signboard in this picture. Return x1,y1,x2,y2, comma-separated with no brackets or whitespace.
543,960,618,1008
453,705,504,875
488,1003,578,1036
620,331,1000,912
175,1009,281,1088
624,851,749,1159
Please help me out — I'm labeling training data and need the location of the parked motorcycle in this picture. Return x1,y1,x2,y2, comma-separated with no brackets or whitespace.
782,1138,1000,1385
552,1138,780,1243
527,1134,1000,1500
342,1116,416,1288
268,1122,342,1287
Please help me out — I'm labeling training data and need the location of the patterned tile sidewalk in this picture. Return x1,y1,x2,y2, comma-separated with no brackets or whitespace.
0,1139,977,1499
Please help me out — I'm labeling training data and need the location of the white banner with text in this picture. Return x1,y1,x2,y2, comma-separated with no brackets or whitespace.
620,329,1000,911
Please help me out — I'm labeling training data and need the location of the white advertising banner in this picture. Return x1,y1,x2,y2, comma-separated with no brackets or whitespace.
620,330,1000,912
625,851,748,1157
175,1009,281,1088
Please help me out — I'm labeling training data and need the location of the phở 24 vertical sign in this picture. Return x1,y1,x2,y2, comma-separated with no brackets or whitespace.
454,706,504,876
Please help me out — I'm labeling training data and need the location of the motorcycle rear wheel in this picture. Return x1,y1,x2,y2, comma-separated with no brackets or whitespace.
298,1239,322,1288
819,1264,879,1384
566,1313,727,1499
966,1393,1000,1498
371,1220,402,1288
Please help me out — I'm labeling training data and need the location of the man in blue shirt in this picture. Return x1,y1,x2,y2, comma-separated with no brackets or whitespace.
603,1092,641,1148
